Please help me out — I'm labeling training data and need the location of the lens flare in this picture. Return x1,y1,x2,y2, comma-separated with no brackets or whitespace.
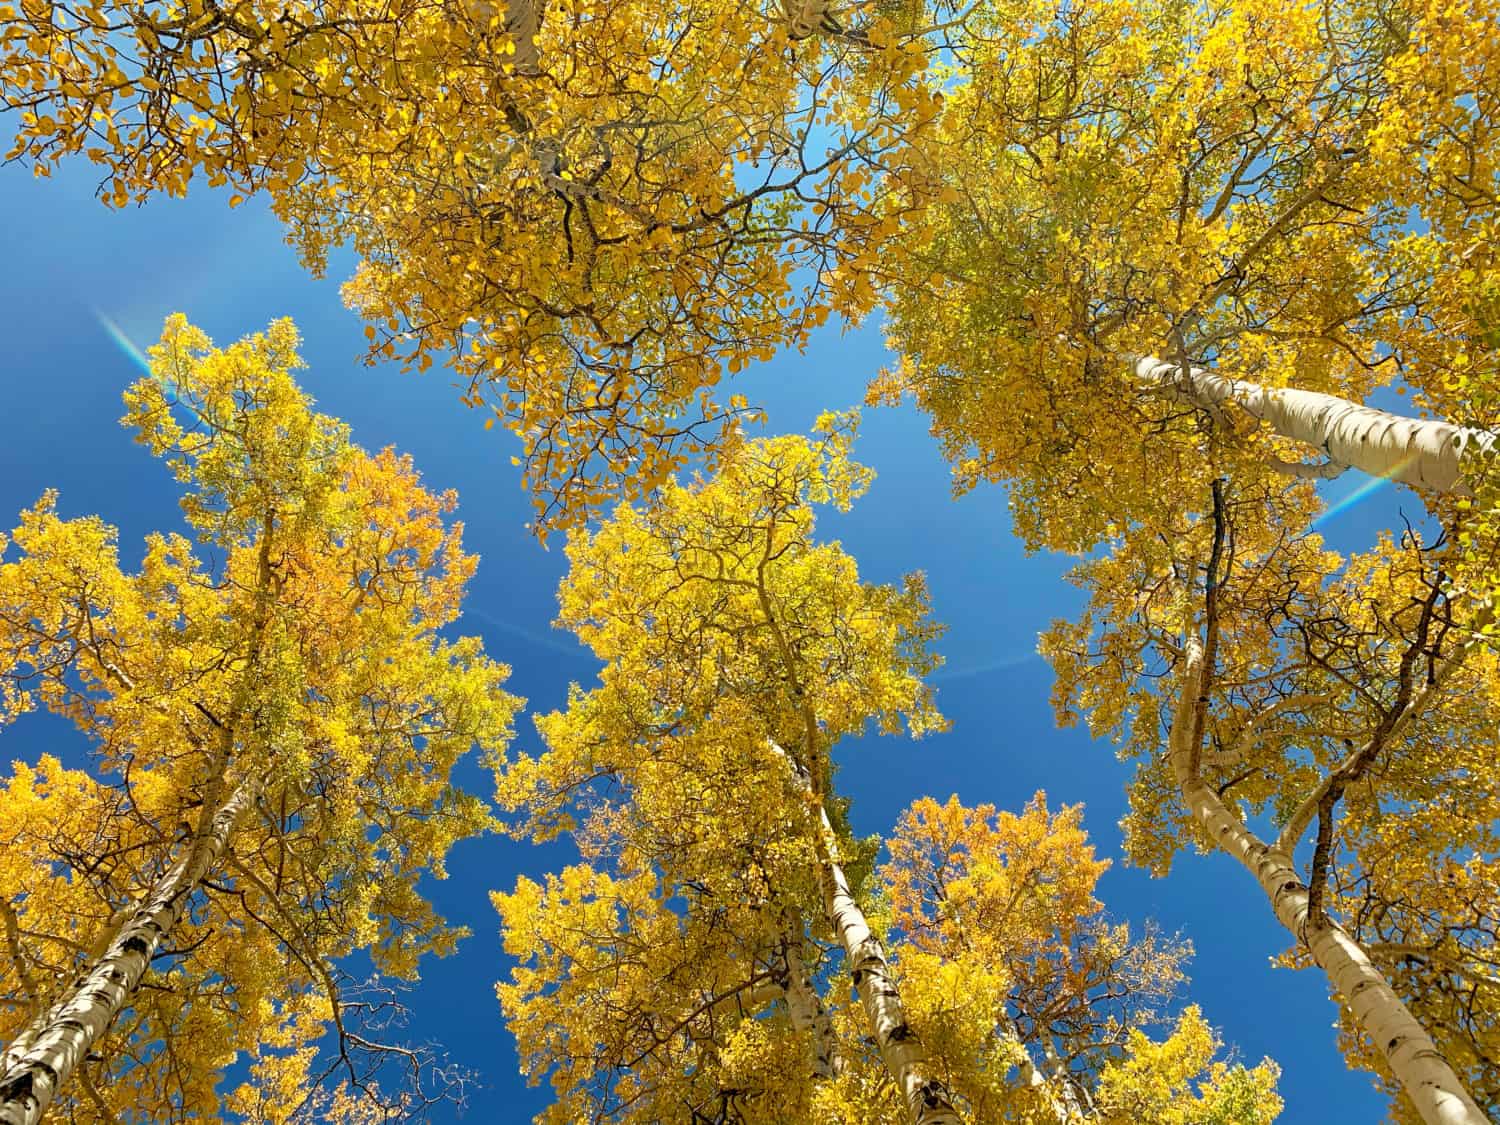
1310,451,1418,528
932,652,1036,683
93,310,154,377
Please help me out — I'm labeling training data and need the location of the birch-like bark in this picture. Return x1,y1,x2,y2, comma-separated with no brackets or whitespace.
819,831,961,1125
0,903,38,1026
767,741,961,1123
781,0,829,39
774,911,840,1080
1134,356,1498,493
0,776,259,1125
1168,639,1486,1125
465,0,542,71
503,0,541,72
1039,1033,1085,1122
1000,1014,1078,1122
1201,692,1327,770
1003,1016,1046,1093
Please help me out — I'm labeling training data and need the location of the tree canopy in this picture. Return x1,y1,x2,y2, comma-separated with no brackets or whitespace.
2,0,1499,1120
0,0,949,525
0,316,518,1123
494,426,1282,1122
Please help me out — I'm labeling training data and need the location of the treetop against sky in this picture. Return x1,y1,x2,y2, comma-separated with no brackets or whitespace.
1,0,1499,1120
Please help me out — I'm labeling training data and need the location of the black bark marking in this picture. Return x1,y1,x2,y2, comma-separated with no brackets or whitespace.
0,1072,34,1103
0,1061,57,1105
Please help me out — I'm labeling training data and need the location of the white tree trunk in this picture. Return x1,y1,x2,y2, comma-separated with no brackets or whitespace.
503,0,542,72
464,0,542,71
1168,639,1486,1125
765,740,960,1123
774,912,840,1080
1039,1032,1086,1121
1134,356,1497,493
0,777,259,1125
781,0,829,39
1004,1017,1047,1093
817,808,961,1125
1001,1014,1079,1121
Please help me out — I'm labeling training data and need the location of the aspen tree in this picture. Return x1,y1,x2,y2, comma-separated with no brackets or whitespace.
493,424,1281,1123
878,0,1500,540
868,2,1500,1118
1041,476,1498,1124
0,0,948,527
0,315,518,1122
7,0,1500,538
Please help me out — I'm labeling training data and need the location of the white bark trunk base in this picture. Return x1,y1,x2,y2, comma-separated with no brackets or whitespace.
1134,356,1497,493
0,779,258,1125
818,818,960,1124
775,913,840,1080
766,741,960,1123
1169,643,1485,1125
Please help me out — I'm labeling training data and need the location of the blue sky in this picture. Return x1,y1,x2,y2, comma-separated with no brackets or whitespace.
0,159,1413,1121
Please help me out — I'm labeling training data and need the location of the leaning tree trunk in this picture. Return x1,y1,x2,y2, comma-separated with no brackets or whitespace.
774,910,841,1080
1168,638,1486,1125
0,777,259,1125
767,740,961,1123
813,805,960,1124
1000,1014,1078,1122
1133,356,1498,493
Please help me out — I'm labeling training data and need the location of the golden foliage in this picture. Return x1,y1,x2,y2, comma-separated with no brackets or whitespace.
0,315,519,1119
492,431,1280,1122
